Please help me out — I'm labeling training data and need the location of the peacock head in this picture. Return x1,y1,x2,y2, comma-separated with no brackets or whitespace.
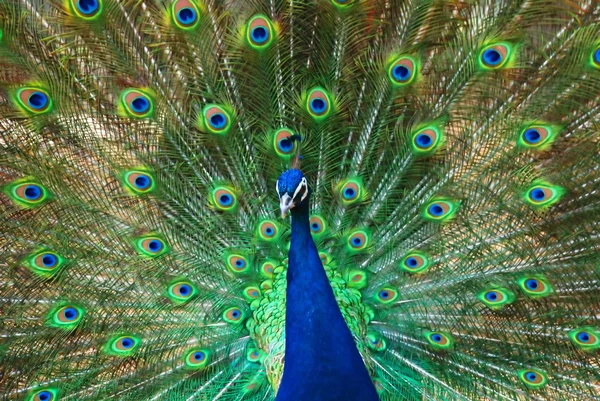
276,169,310,218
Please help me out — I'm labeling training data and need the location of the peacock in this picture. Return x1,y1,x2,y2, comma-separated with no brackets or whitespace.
1,0,600,400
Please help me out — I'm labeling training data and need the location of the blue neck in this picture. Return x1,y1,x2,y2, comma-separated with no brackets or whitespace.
276,202,379,401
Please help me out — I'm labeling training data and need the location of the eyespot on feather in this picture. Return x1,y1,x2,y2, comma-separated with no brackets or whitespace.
135,235,168,258
425,331,454,350
479,42,513,70
331,0,354,8
309,214,328,236
517,276,553,298
376,287,398,304
245,15,274,49
222,307,245,324
225,252,250,274
305,87,332,120
47,304,85,329
569,327,600,350
366,332,387,352
243,286,261,302
123,170,156,195
335,177,365,205
273,128,298,158
120,89,154,118
105,335,141,356
171,0,200,30
423,199,458,222
400,251,432,274
5,179,51,208
68,0,103,19
184,348,210,369
478,288,515,310
27,388,59,401
346,269,368,289
591,46,600,69
518,369,548,389
167,280,198,304
210,186,238,212
14,87,53,115
346,229,370,253
388,56,418,87
524,183,564,209
260,259,276,278
411,126,444,156
26,250,66,277
256,219,280,242
201,104,233,135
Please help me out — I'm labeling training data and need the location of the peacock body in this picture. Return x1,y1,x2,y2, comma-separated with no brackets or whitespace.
1,0,600,400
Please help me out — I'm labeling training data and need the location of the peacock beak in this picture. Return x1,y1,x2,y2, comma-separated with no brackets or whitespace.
280,193,295,219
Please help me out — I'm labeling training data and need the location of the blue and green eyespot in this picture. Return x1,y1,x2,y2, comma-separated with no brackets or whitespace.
516,276,553,298
424,331,454,350
225,251,251,275
423,199,459,222
518,369,548,389
167,280,198,304
366,331,387,352
134,235,169,258
46,304,85,329
517,124,559,150
479,42,514,70
478,287,516,310
410,125,444,156
200,104,233,135
13,87,53,115
524,183,564,209
309,214,328,239
273,128,298,159
346,229,371,254
400,251,432,274
245,14,275,50
388,55,419,87
256,219,281,242
4,179,52,208
184,348,210,369
591,45,600,69
376,287,399,304
346,269,368,290
104,334,141,356
569,327,600,351
305,87,332,121
335,177,365,205
171,0,201,30
122,170,156,195
25,250,66,277
68,0,103,20
222,307,245,324
246,348,266,363
210,185,238,212
27,388,59,401
120,89,154,119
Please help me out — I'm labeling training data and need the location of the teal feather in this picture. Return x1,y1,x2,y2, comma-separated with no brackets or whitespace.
1,0,600,400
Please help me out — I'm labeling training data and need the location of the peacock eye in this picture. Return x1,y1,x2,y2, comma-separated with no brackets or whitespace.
424,331,454,350
184,348,210,369
167,280,198,304
518,369,548,389
14,87,53,115
479,43,513,70
305,87,332,120
47,304,85,329
123,170,156,195
593,46,600,68
135,235,169,258
120,89,154,118
171,0,200,30
28,388,59,401
246,15,274,49
388,56,418,87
